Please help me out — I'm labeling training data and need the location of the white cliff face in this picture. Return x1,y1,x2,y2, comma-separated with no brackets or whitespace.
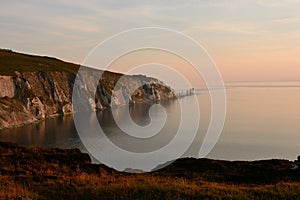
0,70,175,129
0,98,36,129
111,89,126,106
0,76,15,98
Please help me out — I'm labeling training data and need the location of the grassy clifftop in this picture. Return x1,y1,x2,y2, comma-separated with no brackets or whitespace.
1,142,300,200
0,49,129,79
0,49,141,86
0,49,80,76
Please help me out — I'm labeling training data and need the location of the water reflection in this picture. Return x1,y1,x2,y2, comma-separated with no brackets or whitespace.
93,101,180,153
0,115,80,149
1,84,300,164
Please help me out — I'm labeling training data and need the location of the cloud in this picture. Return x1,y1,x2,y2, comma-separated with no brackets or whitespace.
199,22,261,35
272,17,300,24
49,19,100,33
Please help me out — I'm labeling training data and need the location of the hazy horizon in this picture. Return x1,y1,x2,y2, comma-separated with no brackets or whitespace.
1,0,300,83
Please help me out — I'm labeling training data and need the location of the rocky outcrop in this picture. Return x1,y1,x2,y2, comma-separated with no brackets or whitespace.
0,69,175,129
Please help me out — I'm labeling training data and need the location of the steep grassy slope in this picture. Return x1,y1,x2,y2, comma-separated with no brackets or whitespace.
0,49,79,76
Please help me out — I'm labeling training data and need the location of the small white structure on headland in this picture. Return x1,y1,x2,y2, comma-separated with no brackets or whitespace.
175,88,195,98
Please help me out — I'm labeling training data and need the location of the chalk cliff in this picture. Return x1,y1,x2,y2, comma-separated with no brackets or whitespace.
0,50,175,129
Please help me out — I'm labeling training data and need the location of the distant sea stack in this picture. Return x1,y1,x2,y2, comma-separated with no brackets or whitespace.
0,49,175,129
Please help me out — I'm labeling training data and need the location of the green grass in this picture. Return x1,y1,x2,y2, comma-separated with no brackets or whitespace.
0,49,138,92
0,49,79,76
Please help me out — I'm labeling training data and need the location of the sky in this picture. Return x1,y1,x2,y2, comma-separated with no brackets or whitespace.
1,0,300,82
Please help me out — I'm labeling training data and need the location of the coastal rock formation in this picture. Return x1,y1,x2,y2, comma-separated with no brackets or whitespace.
0,51,175,129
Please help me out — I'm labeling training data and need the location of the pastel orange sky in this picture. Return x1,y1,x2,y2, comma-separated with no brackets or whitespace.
1,0,300,82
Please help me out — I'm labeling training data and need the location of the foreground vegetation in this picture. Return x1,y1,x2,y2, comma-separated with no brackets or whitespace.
1,142,300,199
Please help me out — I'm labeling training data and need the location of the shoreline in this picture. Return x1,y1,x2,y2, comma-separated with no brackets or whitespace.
0,98,178,131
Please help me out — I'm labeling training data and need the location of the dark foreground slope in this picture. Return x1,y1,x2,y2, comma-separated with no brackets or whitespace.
1,142,300,200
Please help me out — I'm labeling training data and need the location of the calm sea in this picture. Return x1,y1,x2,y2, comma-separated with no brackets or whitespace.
1,81,299,166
